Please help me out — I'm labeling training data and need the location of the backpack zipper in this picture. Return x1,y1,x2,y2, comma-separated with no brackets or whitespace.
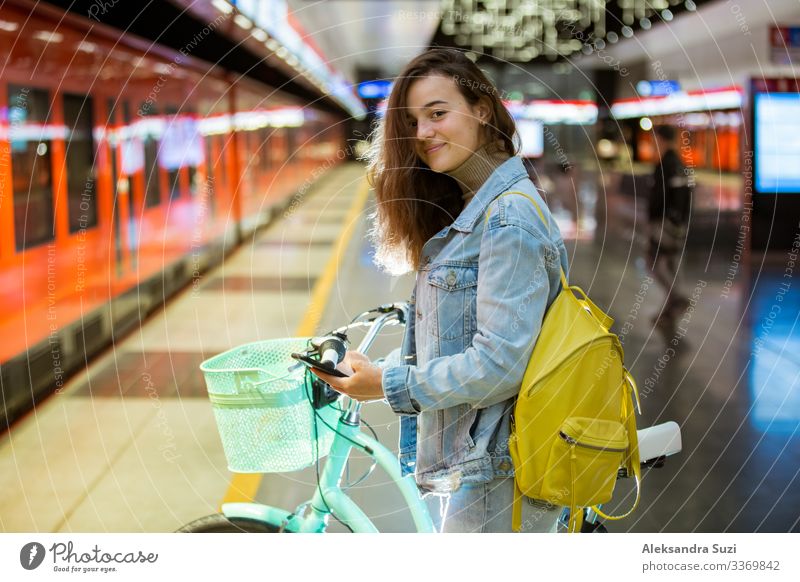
559,431,627,453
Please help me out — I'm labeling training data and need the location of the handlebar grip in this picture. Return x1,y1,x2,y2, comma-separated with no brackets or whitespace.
318,336,347,368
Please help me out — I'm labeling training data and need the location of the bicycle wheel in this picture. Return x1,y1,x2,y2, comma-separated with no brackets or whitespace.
177,513,282,533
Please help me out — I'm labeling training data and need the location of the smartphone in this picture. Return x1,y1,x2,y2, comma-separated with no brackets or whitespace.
290,352,351,378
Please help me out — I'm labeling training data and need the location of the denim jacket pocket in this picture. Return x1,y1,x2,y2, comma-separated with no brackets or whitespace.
441,404,477,467
456,404,477,450
426,264,478,345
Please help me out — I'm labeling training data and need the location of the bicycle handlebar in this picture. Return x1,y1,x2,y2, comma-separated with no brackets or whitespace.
307,302,410,368
317,335,348,369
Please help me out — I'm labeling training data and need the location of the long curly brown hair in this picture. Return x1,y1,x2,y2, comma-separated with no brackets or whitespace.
364,48,518,275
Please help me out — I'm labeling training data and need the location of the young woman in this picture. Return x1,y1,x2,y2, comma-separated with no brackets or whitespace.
312,48,569,533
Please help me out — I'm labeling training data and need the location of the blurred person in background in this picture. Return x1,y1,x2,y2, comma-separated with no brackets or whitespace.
648,125,692,324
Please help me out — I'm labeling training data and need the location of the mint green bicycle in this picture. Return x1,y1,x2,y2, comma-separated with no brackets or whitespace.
178,303,437,533
178,302,681,533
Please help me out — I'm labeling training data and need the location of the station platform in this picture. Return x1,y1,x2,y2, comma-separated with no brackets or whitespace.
1,162,798,533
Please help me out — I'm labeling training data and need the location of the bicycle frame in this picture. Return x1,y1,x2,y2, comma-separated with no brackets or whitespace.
222,420,435,532
220,305,437,533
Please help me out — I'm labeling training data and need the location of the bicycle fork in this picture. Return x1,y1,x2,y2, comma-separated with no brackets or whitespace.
299,408,436,533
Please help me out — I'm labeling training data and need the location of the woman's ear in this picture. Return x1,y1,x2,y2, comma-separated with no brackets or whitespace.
476,98,492,126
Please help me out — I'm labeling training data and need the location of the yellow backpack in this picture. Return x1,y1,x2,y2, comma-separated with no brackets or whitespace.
488,192,641,533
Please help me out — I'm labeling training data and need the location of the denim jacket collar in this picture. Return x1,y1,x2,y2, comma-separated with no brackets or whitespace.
449,156,529,234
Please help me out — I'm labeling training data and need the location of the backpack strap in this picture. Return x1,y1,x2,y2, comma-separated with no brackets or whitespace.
591,371,642,521
512,481,523,532
495,190,570,533
567,445,584,533
484,191,569,290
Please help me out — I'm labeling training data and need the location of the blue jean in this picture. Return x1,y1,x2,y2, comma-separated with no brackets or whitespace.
427,478,561,533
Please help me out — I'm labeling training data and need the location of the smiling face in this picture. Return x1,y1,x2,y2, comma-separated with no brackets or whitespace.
405,74,490,173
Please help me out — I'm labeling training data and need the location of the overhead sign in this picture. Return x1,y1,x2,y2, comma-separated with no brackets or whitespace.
505,100,598,125
636,80,680,97
357,80,392,100
611,87,743,119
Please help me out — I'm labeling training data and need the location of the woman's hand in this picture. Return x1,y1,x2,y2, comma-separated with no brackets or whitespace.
310,351,385,402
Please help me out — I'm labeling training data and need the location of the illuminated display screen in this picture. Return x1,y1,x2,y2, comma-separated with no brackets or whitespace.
754,92,800,193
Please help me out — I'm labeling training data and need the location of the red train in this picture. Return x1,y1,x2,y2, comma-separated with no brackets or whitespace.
0,3,346,428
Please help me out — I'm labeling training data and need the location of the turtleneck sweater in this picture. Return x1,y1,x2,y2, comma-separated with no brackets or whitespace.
444,141,511,206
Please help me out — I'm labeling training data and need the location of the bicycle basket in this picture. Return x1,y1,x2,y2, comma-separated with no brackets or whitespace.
200,338,339,473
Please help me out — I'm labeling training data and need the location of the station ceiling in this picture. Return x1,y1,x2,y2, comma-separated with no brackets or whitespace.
285,0,442,79
287,0,721,78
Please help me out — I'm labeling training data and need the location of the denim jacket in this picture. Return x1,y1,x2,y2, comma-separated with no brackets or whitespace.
380,156,569,493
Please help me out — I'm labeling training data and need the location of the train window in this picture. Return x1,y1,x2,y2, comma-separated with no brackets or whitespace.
261,129,270,172
204,134,213,186
162,107,191,200
216,135,227,192
286,128,295,164
168,167,180,199
106,97,119,193
140,103,161,208
8,85,55,251
143,139,161,207
187,166,197,197
119,101,139,222
106,98,119,196
63,93,98,233
285,127,298,167
203,136,215,215
163,106,179,202
107,97,122,268
187,113,201,198
245,131,257,191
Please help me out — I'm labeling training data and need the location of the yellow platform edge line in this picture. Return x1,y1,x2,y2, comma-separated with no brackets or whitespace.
220,173,371,507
